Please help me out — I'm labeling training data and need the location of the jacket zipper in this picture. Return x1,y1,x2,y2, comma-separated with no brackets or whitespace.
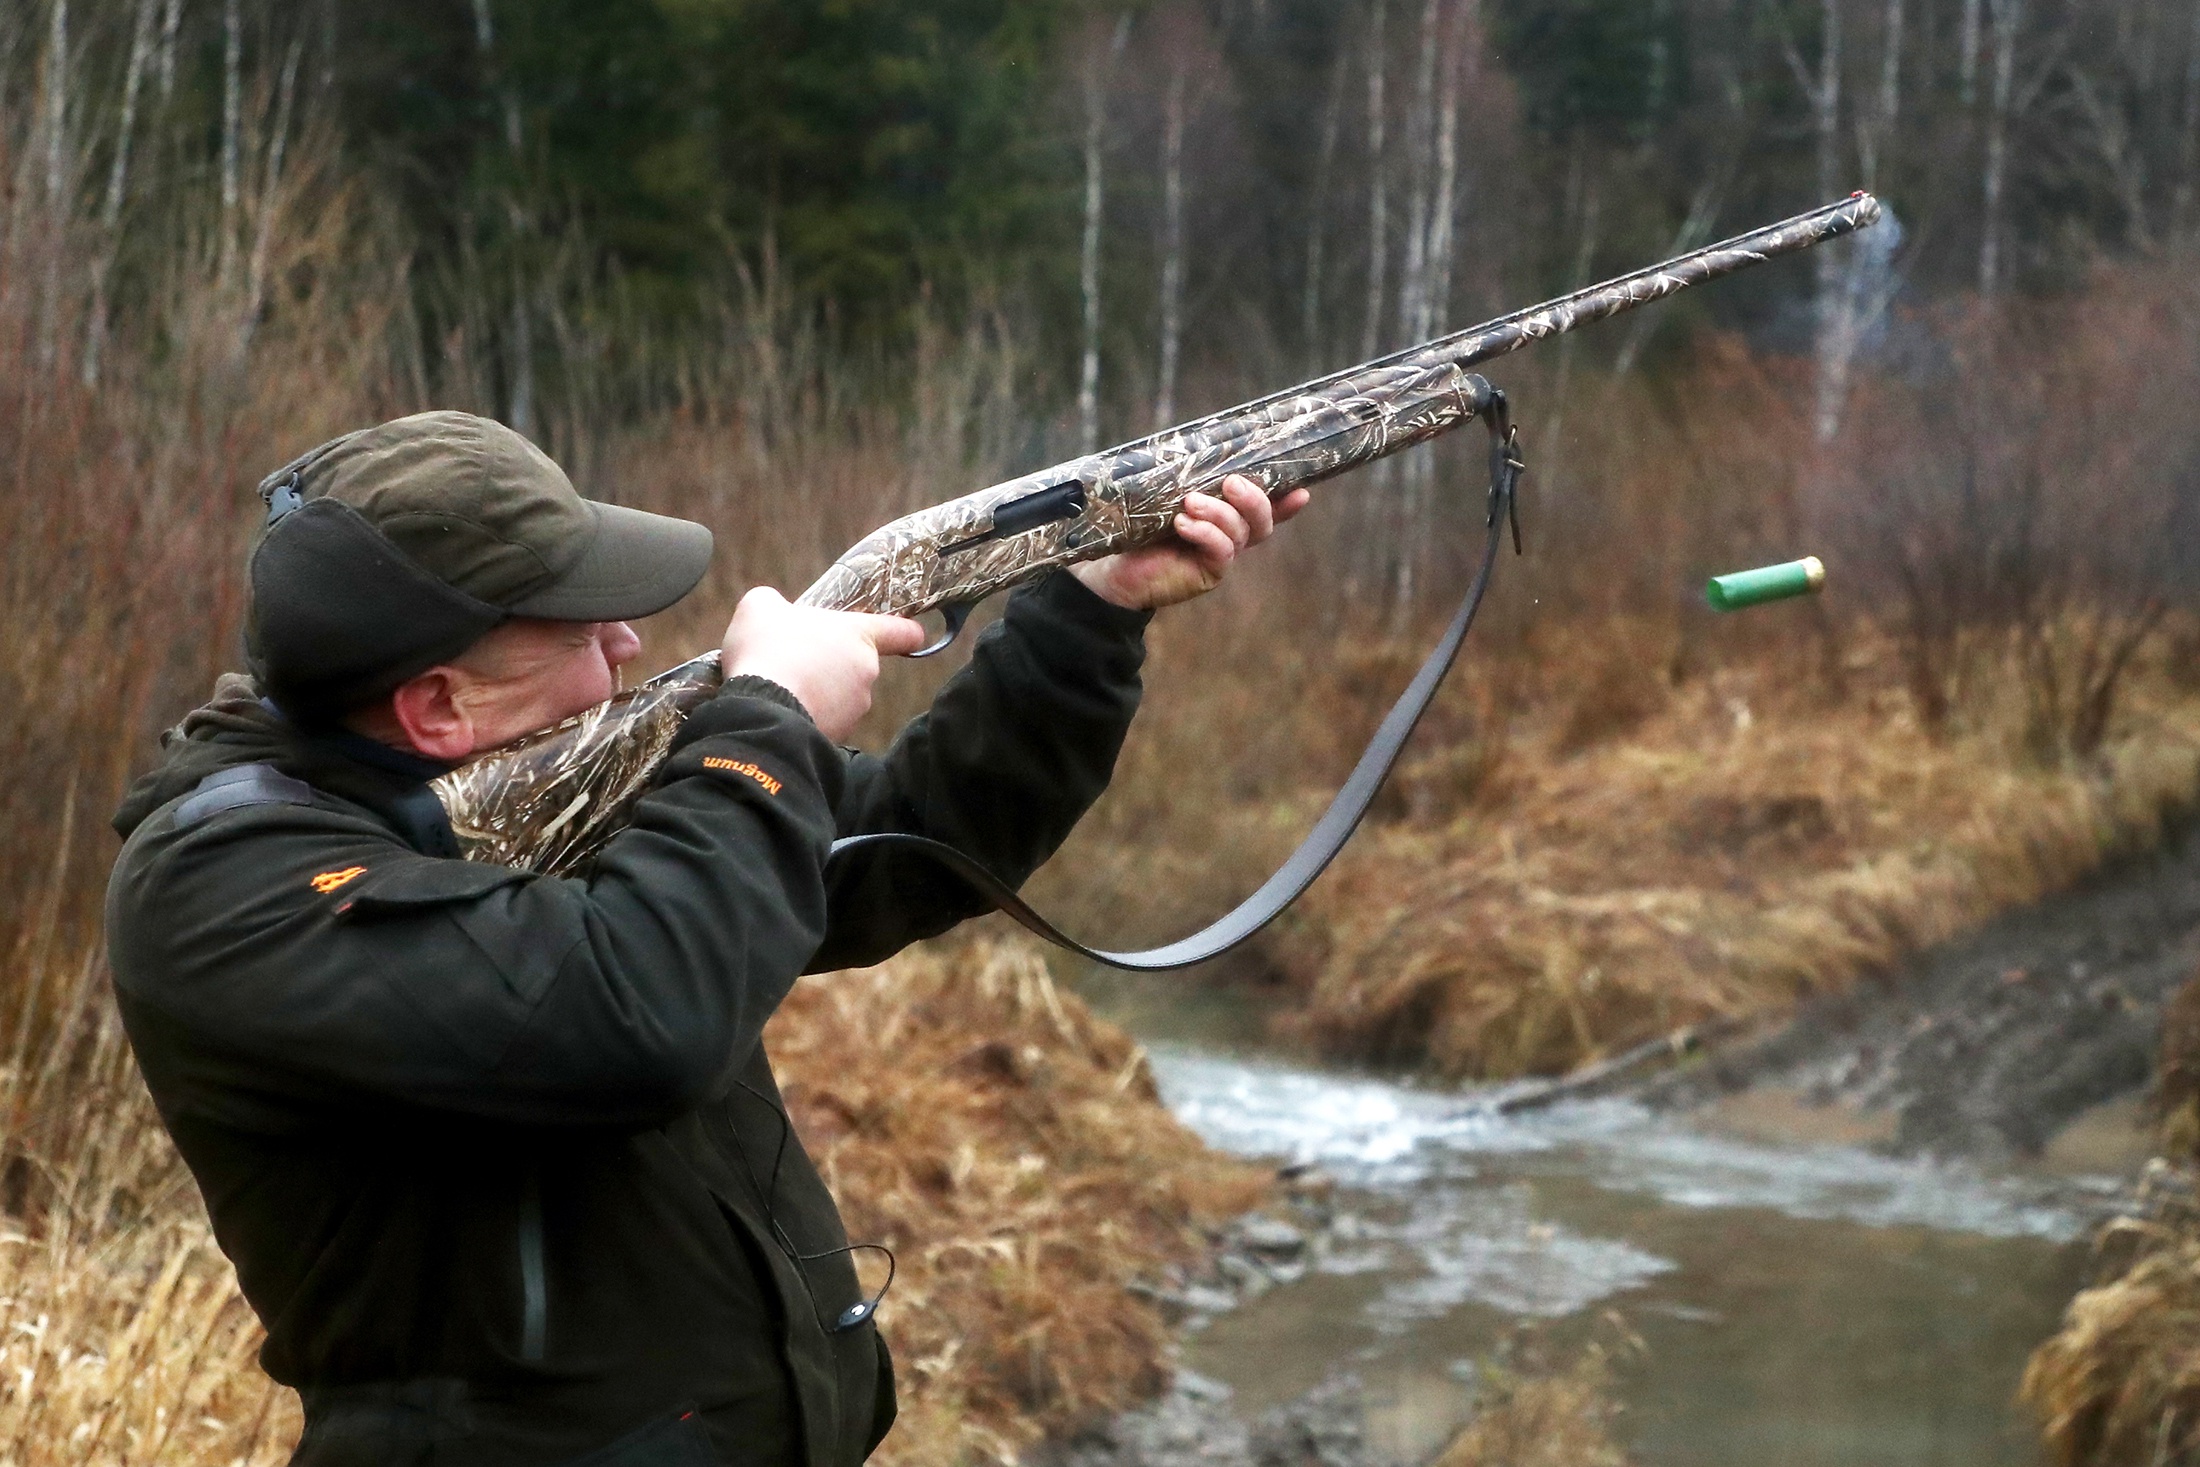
518,1167,546,1362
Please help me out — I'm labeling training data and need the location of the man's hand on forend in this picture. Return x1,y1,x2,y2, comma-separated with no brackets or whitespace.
721,588,926,741
1071,474,1310,612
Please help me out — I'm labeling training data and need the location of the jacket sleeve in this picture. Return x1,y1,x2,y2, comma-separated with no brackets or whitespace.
807,570,1153,972
107,687,848,1130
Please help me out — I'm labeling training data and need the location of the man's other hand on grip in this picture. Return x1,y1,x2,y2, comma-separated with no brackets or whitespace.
1070,474,1309,612
721,588,926,741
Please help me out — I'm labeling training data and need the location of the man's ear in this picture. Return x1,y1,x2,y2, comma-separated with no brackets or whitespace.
388,668,478,762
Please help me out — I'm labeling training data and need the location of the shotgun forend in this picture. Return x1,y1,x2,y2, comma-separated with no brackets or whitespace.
434,193,1881,874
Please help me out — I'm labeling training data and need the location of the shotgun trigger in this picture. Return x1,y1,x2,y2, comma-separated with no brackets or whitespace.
910,599,977,659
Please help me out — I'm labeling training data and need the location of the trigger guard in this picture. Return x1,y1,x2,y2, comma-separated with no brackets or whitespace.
909,600,976,659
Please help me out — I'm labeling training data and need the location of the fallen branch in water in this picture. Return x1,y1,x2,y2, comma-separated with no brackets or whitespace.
1495,1017,1746,1114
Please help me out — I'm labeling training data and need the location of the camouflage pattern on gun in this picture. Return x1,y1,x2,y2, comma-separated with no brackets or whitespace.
435,193,1881,875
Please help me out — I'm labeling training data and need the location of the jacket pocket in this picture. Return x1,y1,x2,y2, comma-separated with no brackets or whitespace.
863,1328,898,1457
550,1404,718,1467
293,1378,474,1467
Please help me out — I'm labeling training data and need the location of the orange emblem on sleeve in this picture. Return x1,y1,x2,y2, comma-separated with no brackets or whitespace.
700,757,783,796
310,865,368,894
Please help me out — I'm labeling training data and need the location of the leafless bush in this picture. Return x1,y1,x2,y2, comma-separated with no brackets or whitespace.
1832,268,2200,757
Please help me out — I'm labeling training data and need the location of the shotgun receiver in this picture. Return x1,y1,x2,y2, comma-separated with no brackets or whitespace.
436,193,1880,877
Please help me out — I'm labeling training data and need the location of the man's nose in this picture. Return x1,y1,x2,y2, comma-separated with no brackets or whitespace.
603,622,642,666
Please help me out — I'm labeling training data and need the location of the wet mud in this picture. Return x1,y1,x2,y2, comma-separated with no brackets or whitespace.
1643,822,2200,1162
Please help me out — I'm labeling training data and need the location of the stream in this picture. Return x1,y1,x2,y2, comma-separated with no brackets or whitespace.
1075,972,2132,1467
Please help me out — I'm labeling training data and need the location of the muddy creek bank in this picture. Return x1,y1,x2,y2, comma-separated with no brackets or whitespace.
1642,821,2200,1160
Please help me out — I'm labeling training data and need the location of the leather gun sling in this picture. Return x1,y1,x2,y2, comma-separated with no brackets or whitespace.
826,401,1525,973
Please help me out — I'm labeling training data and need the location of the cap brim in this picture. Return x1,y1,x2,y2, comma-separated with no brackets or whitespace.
504,502,714,621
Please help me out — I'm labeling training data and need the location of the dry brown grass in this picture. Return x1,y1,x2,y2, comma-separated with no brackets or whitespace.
2022,977,2200,1467
1267,619,2200,1079
767,938,1269,1465
2022,1145,2200,1467
2023,1229,2200,1467
0,943,300,1462
1431,1326,1637,1467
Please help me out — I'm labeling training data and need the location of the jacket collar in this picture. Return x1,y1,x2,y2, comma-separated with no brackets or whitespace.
115,674,462,858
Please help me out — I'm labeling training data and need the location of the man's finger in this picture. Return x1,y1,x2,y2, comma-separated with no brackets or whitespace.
1180,492,1252,551
863,614,930,656
1173,514,1237,568
1272,487,1312,525
1216,475,1276,542
738,585,791,612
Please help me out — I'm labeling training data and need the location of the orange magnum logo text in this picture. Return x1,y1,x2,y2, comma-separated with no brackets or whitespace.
701,756,783,796
310,866,368,895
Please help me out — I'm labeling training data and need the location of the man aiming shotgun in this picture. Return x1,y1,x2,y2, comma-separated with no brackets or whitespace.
103,195,1873,1465
104,408,1295,1466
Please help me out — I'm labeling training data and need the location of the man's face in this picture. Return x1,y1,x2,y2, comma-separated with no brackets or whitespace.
449,619,645,751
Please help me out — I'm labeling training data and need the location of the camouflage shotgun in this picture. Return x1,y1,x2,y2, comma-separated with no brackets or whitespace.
436,193,1881,895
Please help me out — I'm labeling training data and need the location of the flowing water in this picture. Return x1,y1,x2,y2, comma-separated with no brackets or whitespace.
1078,974,2121,1466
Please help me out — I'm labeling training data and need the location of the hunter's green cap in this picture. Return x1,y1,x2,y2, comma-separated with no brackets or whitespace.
246,411,713,719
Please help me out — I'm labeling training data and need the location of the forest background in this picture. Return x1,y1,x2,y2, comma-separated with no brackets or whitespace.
4,0,2200,1462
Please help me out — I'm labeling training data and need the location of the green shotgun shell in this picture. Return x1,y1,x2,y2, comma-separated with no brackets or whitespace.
1706,556,1826,612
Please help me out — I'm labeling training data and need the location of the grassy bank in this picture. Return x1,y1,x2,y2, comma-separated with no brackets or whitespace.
1254,620,2200,1080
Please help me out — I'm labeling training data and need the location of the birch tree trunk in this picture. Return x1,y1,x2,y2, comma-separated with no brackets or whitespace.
83,0,158,384
1361,0,1388,359
472,0,536,437
1810,0,1902,438
37,0,70,372
1152,55,1188,430
1394,0,1468,616
1537,145,1598,500
44,0,68,207
1809,0,1844,436
1303,40,1348,373
1423,0,1468,341
237,29,302,360
1978,0,2020,294
1784,0,1868,440
220,0,241,287
157,0,180,101
1859,0,1903,187
1394,0,1441,351
2177,0,2200,233
1960,0,1982,105
1077,14,1130,455
100,0,156,231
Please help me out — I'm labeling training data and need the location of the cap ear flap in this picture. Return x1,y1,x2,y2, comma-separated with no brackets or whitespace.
248,498,506,725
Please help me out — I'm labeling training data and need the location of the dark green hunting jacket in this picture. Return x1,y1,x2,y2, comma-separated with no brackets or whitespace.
104,573,1149,1467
